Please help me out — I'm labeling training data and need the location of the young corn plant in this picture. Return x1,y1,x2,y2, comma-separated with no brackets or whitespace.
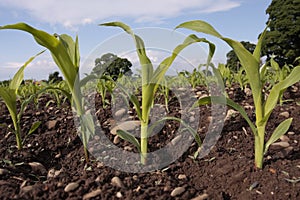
101,22,213,164
176,20,300,169
0,52,43,149
0,23,93,161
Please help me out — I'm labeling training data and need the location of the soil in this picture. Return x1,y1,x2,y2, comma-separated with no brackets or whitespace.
0,83,299,200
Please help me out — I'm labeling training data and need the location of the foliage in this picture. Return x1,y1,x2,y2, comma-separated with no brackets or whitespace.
92,53,132,81
261,0,300,66
48,71,63,83
101,21,212,164
0,52,43,149
0,23,93,161
176,20,300,169
226,41,256,72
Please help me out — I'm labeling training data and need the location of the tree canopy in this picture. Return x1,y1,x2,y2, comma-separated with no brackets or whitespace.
261,0,300,66
226,41,256,72
92,53,132,80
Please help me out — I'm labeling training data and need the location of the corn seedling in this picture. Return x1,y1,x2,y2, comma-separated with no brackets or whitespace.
177,20,300,168
0,51,43,149
0,23,94,161
101,22,213,164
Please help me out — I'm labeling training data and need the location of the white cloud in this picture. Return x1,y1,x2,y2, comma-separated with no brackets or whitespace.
0,0,241,28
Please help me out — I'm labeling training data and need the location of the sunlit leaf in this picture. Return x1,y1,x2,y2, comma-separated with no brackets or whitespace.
264,118,292,154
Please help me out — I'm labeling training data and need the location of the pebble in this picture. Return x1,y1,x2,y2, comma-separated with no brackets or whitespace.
47,168,61,178
111,177,124,188
0,168,9,175
116,192,123,198
291,85,298,92
171,135,182,146
279,111,289,118
178,174,187,180
113,135,120,144
189,116,196,123
280,135,290,142
288,131,295,135
225,109,238,121
110,121,140,135
282,146,294,157
29,162,47,175
83,189,102,200
170,187,185,197
115,108,126,118
191,193,209,200
64,182,79,192
271,141,290,148
207,116,212,123
46,120,58,129
21,185,34,193
244,87,252,96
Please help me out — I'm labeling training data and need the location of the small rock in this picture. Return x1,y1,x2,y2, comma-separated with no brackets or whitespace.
288,131,295,135
116,192,123,198
291,85,298,93
244,87,252,96
281,146,294,157
178,174,187,180
191,193,209,200
225,109,238,121
29,162,47,175
111,177,124,188
110,121,140,135
280,135,290,142
271,141,290,148
83,189,102,200
171,187,185,197
57,182,64,187
21,185,34,193
46,120,58,129
189,116,195,123
0,168,9,175
279,111,289,118
124,146,133,151
113,135,120,144
47,168,61,178
115,108,126,118
171,135,182,146
64,182,79,192
207,116,212,123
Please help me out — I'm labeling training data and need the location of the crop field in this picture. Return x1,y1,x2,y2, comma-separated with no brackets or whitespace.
0,21,299,199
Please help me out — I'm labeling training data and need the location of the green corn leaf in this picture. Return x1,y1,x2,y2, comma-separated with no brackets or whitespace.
55,34,80,70
0,87,17,125
264,65,300,120
9,50,45,91
195,96,257,136
253,26,267,62
100,22,153,86
176,20,262,114
264,118,292,154
80,112,95,143
0,23,78,92
175,20,222,38
116,129,141,152
148,116,201,147
151,34,215,93
27,121,41,135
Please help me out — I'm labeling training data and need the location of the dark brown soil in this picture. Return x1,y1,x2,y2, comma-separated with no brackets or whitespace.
0,83,299,199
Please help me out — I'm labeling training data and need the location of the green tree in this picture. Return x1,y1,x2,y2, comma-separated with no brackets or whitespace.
226,41,256,72
261,0,300,66
92,53,132,80
48,71,63,83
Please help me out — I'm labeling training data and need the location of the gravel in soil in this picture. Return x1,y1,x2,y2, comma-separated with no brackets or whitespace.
0,84,299,199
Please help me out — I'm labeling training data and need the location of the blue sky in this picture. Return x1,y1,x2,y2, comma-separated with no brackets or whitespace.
0,0,271,80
